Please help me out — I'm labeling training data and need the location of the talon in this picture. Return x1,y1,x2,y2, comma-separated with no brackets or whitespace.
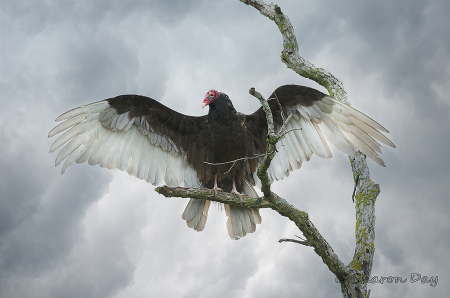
231,189,247,203
213,186,223,197
231,178,247,203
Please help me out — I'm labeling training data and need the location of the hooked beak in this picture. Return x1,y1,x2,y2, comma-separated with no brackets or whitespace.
201,102,207,109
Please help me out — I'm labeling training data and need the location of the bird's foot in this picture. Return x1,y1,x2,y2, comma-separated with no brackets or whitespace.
213,187,223,197
212,174,222,197
230,189,247,203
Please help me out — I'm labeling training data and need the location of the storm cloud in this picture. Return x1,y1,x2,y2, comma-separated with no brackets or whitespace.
1,0,449,297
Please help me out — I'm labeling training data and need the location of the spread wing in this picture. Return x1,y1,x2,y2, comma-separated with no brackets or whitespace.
49,94,260,239
49,95,209,187
246,85,396,185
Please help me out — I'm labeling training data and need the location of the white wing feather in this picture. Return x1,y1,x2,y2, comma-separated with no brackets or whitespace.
50,92,393,240
50,100,268,238
254,95,394,184
49,100,200,188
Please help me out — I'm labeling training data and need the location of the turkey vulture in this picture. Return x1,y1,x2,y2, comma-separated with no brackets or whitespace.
49,85,395,239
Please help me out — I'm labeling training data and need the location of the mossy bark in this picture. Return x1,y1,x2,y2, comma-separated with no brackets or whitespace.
240,1,379,297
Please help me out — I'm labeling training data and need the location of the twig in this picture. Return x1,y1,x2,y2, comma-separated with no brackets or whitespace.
204,151,275,166
273,92,286,121
278,128,302,139
223,161,236,174
294,234,306,240
249,87,274,136
278,238,311,246
276,113,293,137
279,234,310,246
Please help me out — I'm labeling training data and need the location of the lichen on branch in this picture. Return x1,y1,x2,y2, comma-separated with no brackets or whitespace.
240,1,380,297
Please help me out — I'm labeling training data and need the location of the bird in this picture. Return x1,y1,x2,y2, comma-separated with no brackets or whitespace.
48,84,395,239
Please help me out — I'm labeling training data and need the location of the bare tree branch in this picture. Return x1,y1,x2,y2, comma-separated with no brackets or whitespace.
240,0,348,102
249,87,275,136
156,185,271,209
157,1,381,297
248,87,277,198
156,183,349,280
278,238,311,246
204,151,275,166
276,113,292,136
240,1,379,297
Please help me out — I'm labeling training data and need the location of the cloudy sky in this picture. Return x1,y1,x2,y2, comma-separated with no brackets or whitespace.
1,0,449,297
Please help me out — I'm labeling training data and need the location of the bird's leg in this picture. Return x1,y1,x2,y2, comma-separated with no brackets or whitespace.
231,178,247,203
213,174,222,196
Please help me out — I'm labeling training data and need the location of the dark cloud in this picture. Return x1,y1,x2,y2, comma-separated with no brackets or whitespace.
1,0,449,297
2,0,201,32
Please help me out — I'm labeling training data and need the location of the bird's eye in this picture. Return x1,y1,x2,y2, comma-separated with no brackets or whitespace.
209,93,214,98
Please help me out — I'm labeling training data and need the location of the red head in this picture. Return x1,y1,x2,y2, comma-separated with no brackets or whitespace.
201,89,220,109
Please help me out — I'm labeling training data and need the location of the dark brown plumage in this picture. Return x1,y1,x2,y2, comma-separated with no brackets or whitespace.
49,85,395,239
105,86,327,192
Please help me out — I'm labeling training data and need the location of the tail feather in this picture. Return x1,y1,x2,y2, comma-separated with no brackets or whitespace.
181,179,262,239
182,199,211,231
225,180,261,240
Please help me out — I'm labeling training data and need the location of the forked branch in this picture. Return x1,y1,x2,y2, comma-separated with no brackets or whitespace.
240,1,379,297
